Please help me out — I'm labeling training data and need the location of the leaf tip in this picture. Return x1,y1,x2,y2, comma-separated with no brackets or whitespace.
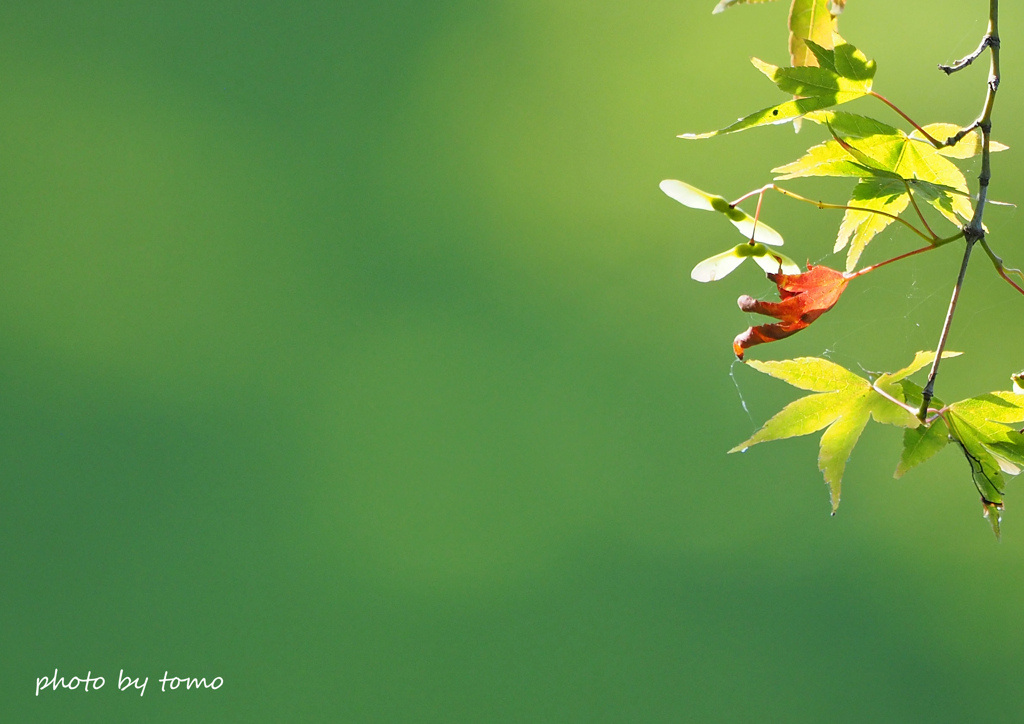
983,499,1003,540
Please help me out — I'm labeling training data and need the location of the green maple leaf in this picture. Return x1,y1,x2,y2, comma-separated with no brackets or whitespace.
680,42,875,139
895,368,1024,538
789,0,834,69
836,178,911,268
751,57,873,97
729,354,934,513
947,392,1024,501
887,353,958,478
896,415,950,478
772,111,990,270
910,123,1009,159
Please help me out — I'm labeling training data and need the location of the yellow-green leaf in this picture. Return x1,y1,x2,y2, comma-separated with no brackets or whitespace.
680,93,861,139
876,350,962,387
751,57,872,95
835,178,910,270
895,417,950,478
789,0,833,68
746,357,866,392
736,353,947,513
818,398,871,511
910,124,1009,159
729,392,843,452
946,413,1006,506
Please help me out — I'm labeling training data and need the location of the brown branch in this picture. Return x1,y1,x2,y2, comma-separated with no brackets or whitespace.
919,0,1001,419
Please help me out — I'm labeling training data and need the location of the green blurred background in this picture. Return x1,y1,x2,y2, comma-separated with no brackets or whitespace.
3,0,1024,721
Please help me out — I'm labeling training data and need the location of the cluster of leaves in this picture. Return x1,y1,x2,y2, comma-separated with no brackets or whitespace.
733,352,1024,536
660,0,1023,535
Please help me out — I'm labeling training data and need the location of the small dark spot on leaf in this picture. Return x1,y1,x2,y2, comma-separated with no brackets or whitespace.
772,109,779,116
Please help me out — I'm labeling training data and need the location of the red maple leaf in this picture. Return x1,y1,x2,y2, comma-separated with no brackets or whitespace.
733,264,850,359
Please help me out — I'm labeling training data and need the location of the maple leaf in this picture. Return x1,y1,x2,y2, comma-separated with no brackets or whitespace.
680,39,875,139
945,391,1024,538
733,264,849,358
772,111,1007,270
730,354,924,512
892,364,1024,538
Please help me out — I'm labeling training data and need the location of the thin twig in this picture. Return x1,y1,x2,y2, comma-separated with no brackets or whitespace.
849,244,935,278
902,179,939,240
939,34,995,75
919,0,1000,418
980,239,1024,296
730,184,774,207
749,185,767,243
919,239,976,419
941,121,981,149
870,91,942,146
871,383,920,417
771,185,934,242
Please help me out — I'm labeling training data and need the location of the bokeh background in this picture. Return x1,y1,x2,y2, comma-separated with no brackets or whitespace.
3,0,1024,721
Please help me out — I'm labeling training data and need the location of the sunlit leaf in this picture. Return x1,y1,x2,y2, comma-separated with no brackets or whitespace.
680,94,862,139
935,390,1024,536
806,110,896,138
659,180,786,245
896,417,949,478
751,57,871,95
876,349,962,386
803,39,838,73
949,392,1024,428
834,41,876,81
772,140,869,179
983,500,1003,540
910,123,1009,159
900,140,974,224
684,43,877,139
774,116,978,268
728,391,842,450
745,356,864,392
988,431,1024,470
817,396,871,510
946,414,1006,507
835,178,910,270
773,113,899,179
806,116,976,229
789,0,833,69
733,353,923,512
